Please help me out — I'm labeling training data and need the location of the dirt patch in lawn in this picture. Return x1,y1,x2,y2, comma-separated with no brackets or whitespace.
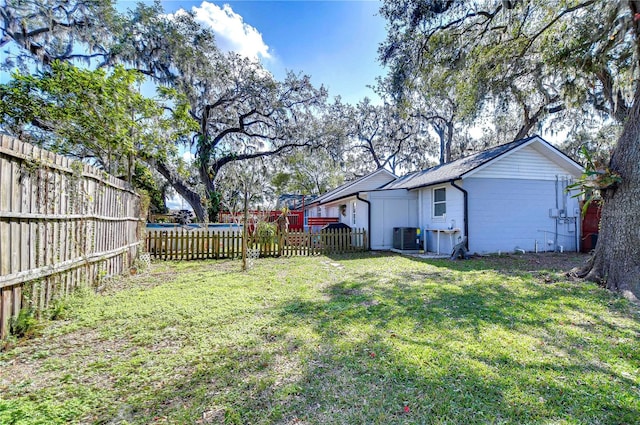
0,328,126,393
473,252,589,273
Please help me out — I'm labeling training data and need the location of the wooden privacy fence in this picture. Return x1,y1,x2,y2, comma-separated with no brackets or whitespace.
0,135,142,339
146,228,368,260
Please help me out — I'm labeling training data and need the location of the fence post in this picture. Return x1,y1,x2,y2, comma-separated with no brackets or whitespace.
278,230,284,257
140,226,368,262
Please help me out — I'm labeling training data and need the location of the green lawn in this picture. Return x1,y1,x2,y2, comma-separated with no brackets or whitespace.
1,253,639,424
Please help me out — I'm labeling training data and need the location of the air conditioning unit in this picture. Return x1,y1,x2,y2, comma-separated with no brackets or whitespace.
393,227,420,250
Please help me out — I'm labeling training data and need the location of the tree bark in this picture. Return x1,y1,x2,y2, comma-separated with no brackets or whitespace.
433,122,446,165
152,159,207,222
432,120,453,164
198,146,219,222
575,1,640,301
445,120,453,163
576,88,640,301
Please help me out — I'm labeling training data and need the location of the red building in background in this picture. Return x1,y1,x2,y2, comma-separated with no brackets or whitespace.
581,201,602,253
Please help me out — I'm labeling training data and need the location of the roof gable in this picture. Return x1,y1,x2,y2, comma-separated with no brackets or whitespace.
310,168,397,206
381,135,582,190
464,136,583,179
382,136,536,190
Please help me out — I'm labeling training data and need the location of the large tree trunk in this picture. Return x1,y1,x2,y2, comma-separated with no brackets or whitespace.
445,120,453,163
433,122,446,165
152,160,207,222
432,118,453,164
199,160,221,222
196,126,220,222
577,89,640,301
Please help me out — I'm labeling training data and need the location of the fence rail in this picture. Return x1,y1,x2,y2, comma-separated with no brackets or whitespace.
146,228,367,260
307,217,340,228
0,135,142,339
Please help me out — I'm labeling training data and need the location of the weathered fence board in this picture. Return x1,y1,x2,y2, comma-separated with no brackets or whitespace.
146,228,368,261
0,135,142,339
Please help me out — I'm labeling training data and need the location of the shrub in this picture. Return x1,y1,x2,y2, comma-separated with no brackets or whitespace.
9,307,38,339
48,298,69,321
255,221,277,244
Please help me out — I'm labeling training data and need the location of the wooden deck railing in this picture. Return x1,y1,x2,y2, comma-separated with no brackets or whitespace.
146,228,367,260
307,217,340,227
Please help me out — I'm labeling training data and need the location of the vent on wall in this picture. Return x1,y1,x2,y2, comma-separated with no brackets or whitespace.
393,227,420,250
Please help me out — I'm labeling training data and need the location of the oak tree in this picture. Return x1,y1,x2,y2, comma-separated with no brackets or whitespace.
380,0,640,300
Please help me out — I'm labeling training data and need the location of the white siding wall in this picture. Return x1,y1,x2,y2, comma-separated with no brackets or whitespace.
369,190,418,250
326,205,339,218
322,196,369,229
470,144,581,180
418,183,465,254
464,177,580,254
348,198,369,229
305,170,395,224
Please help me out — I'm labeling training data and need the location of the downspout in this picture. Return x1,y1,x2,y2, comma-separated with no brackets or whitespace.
554,175,559,252
356,193,371,250
449,180,469,250
302,195,307,230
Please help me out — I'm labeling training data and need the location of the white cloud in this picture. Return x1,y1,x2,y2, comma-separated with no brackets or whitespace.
191,2,271,61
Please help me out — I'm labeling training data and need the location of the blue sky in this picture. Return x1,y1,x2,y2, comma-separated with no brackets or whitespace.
120,0,388,104
2,1,389,209
2,1,388,102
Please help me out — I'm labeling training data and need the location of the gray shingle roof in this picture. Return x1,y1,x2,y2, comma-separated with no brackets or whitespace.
308,168,396,206
381,136,537,190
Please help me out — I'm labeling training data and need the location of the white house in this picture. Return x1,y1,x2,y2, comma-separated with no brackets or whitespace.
307,135,584,254
305,168,397,230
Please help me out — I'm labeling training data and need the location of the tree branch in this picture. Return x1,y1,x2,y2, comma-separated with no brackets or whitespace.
519,0,598,58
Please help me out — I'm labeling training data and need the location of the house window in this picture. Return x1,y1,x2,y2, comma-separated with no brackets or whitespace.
317,206,322,216
433,187,446,218
352,201,357,225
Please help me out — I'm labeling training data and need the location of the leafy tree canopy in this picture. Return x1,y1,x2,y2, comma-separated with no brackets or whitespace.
379,0,640,299
379,0,631,150
1,0,116,69
0,61,195,169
